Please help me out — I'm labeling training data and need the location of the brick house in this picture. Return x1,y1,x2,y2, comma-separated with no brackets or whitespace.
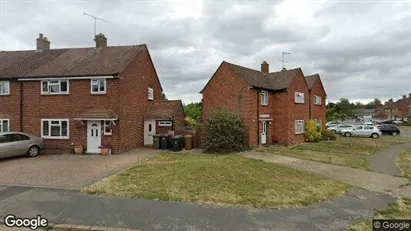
305,74,327,128
200,61,326,146
0,33,185,154
376,94,411,120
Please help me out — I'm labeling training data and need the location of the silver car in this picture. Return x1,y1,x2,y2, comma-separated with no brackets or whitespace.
340,125,382,139
328,124,355,134
0,132,44,159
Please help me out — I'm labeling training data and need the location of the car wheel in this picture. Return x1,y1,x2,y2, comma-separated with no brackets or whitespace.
27,146,40,157
392,132,398,136
344,132,352,137
371,133,379,139
331,130,337,134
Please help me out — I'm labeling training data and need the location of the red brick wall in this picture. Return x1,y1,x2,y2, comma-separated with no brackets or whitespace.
201,64,253,143
0,81,21,132
272,90,290,144
310,80,327,128
21,78,121,154
285,71,310,144
118,46,163,152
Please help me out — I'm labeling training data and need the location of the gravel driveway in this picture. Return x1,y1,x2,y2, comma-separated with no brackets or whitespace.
0,148,158,190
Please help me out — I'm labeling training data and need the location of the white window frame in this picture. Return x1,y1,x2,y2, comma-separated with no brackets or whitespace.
295,92,304,104
41,80,69,95
295,120,305,134
261,90,268,105
314,95,322,105
0,81,10,95
316,119,322,129
41,119,69,139
91,79,107,94
158,121,172,127
148,88,154,100
104,120,112,135
0,119,10,133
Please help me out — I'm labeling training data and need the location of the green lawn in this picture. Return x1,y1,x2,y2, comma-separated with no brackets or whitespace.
349,199,411,231
259,136,411,170
397,148,411,179
83,153,350,208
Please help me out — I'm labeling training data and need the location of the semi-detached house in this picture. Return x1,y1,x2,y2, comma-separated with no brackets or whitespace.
0,33,185,154
200,61,327,146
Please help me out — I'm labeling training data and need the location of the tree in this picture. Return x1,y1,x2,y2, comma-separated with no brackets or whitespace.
161,92,167,100
365,98,382,109
184,102,202,120
335,98,354,118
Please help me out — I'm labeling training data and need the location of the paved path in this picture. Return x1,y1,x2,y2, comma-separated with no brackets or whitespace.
239,152,408,195
369,142,411,176
0,148,158,190
0,185,394,231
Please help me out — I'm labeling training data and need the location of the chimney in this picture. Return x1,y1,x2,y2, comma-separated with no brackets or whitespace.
389,98,393,103
282,67,287,71
403,95,406,99
94,33,107,48
409,93,411,98
261,61,269,73
36,33,50,50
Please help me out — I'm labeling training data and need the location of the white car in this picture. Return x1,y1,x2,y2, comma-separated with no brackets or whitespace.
363,121,373,126
327,124,355,134
340,125,382,139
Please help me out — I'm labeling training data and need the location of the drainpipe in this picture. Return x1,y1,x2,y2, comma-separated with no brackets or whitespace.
19,81,23,132
256,90,260,145
308,89,312,119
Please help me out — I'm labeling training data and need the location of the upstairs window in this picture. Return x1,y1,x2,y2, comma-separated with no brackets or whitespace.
295,92,304,103
0,119,9,133
261,90,268,105
42,80,69,95
0,81,10,95
91,79,107,94
148,88,154,100
315,95,322,105
159,121,172,127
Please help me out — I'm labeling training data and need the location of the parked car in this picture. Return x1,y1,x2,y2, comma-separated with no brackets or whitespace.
392,120,404,125
376,125,401,136
363,121,373,125
326,121,342,128
0,132,44,159
340,125,382,139
327,124,355,134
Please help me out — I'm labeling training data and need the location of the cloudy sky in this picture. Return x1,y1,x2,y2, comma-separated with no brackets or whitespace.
0,0,409,104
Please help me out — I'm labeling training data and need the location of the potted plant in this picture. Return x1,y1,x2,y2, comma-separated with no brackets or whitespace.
74,145,84,155
99,143,112,156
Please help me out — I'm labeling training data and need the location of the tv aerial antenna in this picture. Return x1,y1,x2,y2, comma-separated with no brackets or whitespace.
281,52,291,69
83,12,111,36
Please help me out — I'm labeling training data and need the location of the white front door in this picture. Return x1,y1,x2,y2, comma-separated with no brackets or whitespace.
144,120,156,145
87,121,102,153
261,121,267,145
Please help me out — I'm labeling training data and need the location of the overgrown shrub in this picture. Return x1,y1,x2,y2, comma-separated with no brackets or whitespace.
321,129,337,141
305,120,322,142
202,109,247,154
185,117,198,130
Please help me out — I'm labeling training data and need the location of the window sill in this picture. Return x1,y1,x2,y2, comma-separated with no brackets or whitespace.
260,104,268,106
0,94,10,96
295,102,304,104
91,92,107,95
41,136,70,140
41,93,70,96
295,132,305,135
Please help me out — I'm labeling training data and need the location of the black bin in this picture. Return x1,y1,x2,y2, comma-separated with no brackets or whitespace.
171,135,183,152
160,134,171,150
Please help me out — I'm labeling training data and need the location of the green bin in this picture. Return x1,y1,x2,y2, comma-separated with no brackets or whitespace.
171,135,183,152
160,134,171,150
153,134,161,149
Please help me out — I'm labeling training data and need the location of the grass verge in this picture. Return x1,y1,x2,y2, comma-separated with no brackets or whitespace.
259,136,411,170
349,198,411,231
83,153,350,208
397,148,411,179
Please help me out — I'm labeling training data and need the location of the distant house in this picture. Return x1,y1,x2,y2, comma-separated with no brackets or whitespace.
0,33,185,154
352,108,377,118
375,94,411,120
200,61,327,146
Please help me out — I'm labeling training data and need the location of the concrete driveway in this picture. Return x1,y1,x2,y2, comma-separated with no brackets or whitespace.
0,148,158,190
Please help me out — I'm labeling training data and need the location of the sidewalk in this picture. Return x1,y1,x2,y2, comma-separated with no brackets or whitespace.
239,152,409,196
0,185,394,231
369,142,411,176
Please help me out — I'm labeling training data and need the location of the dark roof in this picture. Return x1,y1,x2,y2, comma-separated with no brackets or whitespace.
0,45,147,79
74,109,118,120
144,100,185,120
223,61,302,90
305,74,319,89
